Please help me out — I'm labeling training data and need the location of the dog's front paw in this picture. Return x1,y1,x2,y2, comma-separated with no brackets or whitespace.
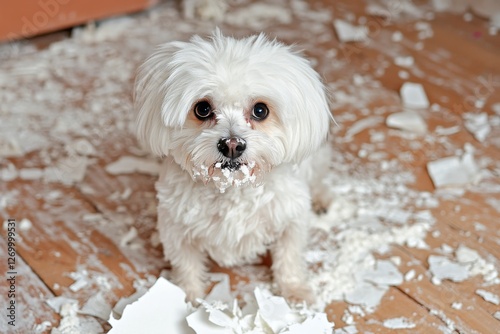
280,283,316,305
171,271,206,303
179,283,205,305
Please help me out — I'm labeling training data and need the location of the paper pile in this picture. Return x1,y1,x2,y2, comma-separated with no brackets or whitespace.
109,276,334,334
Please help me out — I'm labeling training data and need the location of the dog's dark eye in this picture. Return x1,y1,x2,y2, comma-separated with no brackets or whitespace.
194,101,213,120
252,103,269,121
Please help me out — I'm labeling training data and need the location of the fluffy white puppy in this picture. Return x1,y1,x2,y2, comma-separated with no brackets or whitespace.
135,30,332,303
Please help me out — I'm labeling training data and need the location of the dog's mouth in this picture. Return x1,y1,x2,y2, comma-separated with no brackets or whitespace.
219,160,241,171
191,160,263,193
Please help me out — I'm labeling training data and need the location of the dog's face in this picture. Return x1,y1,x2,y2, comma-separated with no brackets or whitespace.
135,31,331,191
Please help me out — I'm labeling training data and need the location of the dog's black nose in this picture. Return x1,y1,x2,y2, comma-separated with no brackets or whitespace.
217,137,246,159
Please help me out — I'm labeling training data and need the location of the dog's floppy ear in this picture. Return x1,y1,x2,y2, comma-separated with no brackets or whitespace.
276,49,332,163
134,41,186,156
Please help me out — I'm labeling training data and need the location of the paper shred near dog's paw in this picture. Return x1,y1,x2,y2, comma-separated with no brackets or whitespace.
108,277,192,334
187,307,234,334
111,287,148,319
186,283,334,333
193,274,334,333
254,287,294,332
400,82,430,109
205,273,233,305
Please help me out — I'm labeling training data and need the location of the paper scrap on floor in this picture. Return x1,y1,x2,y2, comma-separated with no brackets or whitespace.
109,276,334,334
333,19,369,42
426,144,482,188
386,110,427,134
400,82,430,109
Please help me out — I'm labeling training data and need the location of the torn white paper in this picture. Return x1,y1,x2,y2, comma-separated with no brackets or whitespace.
400,82,430,109
46,296,79,313
463,112,491,142
0,137,23,157
428,255,469,283
44,156,89,185
120,227,138,247
383,317,416,329
54,303,104,334
394,56,414,68
112,287,148,318
79,292,112,321
360,260,404,286
344,283,388,310
19,168,44,180
66,138,97,156
345,116,384,140
188,286,334,334
225,3,292,30
476,289,500,305
386,110,427,134
69,273,89,292
432,0,468,13
334,20,369,42
19,218,33,231
455,245,480,264
187,307,233,334
108,277,193,334
111,275,334,334
105,156,161,175
426,145,482,188
205,273,233,304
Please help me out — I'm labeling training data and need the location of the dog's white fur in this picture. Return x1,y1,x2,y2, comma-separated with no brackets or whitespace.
135,31,332,303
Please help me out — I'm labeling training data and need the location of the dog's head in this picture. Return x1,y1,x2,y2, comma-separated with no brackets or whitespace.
135,30,331,191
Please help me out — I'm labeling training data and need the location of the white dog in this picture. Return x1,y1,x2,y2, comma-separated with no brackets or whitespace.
134,30,332,303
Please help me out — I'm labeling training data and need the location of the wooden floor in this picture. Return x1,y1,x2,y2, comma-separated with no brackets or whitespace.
1,0,499,333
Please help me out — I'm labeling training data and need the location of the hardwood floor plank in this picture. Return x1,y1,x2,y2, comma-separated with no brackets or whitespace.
0,237,58,334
